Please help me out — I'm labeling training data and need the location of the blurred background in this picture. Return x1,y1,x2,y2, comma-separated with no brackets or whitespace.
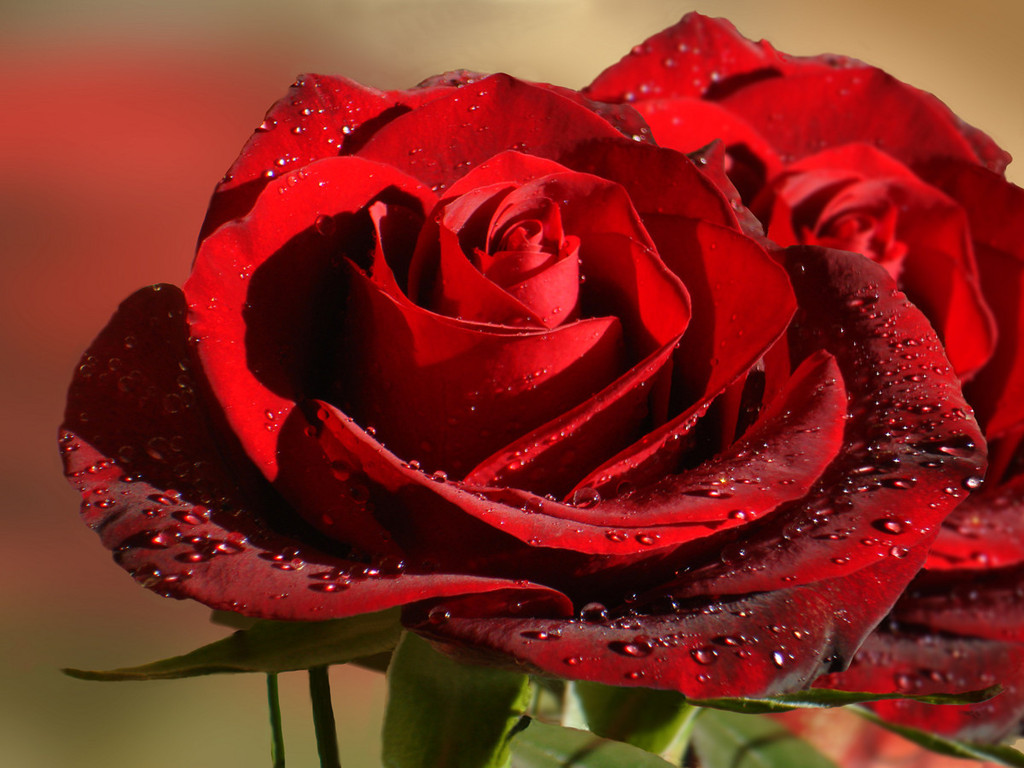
4,1,1023,765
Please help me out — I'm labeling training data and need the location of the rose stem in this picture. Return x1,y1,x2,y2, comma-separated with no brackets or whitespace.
266,673,286,767
308,666,342,768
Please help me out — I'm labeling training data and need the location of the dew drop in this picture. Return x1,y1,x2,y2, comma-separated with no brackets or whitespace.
314,214,336,237
872,518,906,535
570,486,601,508
579,602,609,623
427,606,451,625
610,639,653,658
520,629,562,641
962,476,984,491
690,646,718,665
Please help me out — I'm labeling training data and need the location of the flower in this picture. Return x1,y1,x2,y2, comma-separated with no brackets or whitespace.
585,12,1024,738
61,67,983,699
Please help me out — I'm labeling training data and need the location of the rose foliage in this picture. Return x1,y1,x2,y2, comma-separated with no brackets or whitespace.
62,19,992,711
586,12,1024,743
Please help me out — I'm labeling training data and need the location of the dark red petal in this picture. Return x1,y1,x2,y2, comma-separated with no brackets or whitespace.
335,265,626,476
921,160,1024,438
356,74,624,190
62,285,570,619
636,97,777,160
184,156,436,481
635,97,783,190
649,219,793,413
895,561,1024,645
556,138,738,229
816,629,1024,742
453,350,843,556
441,150,574,201
464,337,680,498
722,69,988,169
568,220,794,494
200,74,413,239
927,473,1024,571
583,13,788,103
406,553,924,699
668,247,986,597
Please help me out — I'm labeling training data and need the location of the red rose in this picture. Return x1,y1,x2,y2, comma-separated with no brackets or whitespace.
586,12,1024,737
61,69,984,699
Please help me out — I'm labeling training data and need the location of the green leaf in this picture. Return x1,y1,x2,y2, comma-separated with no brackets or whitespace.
509,718,676,767
567,681,697,758
693,685,1000,715
63,608,402,680
853,706,1024,767
382,632,532,768
692,708,839,768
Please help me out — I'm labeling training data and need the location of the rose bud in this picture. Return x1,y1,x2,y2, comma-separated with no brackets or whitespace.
61,69,983,699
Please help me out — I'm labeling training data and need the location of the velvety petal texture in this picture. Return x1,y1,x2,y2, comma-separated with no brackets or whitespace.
63,56,986,706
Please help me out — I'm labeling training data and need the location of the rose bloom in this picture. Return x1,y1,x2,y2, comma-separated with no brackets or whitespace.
61,66,984,699
585,12,1024,740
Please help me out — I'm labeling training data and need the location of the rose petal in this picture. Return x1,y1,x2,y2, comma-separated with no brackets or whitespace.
438,350,844,557
634,97,783,201
583,13,790,103
556,138,738,229
574,220,795,493
334,265,626,477
927,473,1024,570
405,553,926,699
61,285,571,619
426,184,554,327
464,337,681,497
200,74,427,239
356,74,625,190
667,247,986,597
721,68,988,169
816,629,1024,742
895,560,1024,644
921,160,1024,438
185,156,436,482
584,13,1008,173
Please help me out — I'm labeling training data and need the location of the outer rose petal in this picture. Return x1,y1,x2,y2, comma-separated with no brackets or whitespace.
583,12,792,103
356,74,625,190
185,156,436,482
406,551,928,698
200,74,430,239
927,473,1024,571
584,13,1009,174
815,629,1024,743
633,97,784,201
720,68,988,169
894,561,1024,644
61,285,572,620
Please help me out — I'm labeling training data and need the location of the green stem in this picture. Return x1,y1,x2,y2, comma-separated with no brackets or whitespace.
672,706,704,767
308,666,341,768
266,673,285,768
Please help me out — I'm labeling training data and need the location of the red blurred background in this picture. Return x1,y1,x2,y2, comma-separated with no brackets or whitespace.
5,1,1022,765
